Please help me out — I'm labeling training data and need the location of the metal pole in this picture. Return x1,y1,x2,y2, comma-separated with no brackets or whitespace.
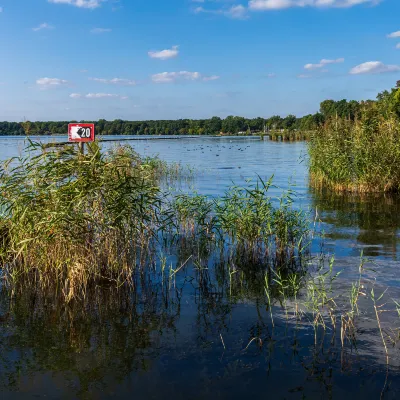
78,142,84,157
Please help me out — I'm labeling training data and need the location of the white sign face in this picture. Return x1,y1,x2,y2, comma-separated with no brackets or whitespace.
68,123,95,142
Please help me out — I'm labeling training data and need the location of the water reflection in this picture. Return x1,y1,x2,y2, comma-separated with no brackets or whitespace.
1,259,400,399
310,187,400,259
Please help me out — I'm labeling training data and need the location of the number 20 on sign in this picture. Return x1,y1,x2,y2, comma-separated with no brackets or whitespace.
68,123,95,142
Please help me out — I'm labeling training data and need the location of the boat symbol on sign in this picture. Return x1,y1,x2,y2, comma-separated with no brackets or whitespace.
70,125,86,139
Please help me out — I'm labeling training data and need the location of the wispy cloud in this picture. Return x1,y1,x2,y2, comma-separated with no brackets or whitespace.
396,43,400,49
249,0,382,11
194,4,248,19
32,23,54,32
387,30,400,38
304,58,344,70
36,77,68,89
148,46,179,60
70,93,128,99
48,0,105,9
297,74,311,79
349,61,400,75
90,27,112,34
89,77,137,86
152,71,220,83
202,75,220,81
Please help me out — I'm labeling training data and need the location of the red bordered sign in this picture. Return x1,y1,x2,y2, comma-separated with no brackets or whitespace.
68,123,95,142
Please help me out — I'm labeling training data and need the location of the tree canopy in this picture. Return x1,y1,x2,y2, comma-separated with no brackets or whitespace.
1,82,398,136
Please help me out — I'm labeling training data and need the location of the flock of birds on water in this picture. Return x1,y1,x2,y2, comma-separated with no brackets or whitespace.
142,142,252,157
181,143,252,156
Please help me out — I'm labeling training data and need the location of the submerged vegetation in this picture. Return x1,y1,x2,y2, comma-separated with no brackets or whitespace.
309,81,400,193
1,248,400,398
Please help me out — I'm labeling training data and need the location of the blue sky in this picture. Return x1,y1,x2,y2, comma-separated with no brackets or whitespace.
0,0,399,121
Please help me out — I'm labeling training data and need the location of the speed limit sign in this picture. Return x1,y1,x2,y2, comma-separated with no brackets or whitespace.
68,123,95,142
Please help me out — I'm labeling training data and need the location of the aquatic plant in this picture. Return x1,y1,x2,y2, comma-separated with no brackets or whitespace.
169,177,310,269
0,142,311,302
0,141,163,300
309,108,400,193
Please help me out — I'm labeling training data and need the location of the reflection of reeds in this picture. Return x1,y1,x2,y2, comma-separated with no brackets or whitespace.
309,185,400,256
1,251,399,398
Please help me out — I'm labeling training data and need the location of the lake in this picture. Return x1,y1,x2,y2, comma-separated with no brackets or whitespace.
1,136,400,399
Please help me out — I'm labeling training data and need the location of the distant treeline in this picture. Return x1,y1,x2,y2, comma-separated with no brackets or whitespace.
0,98,366,136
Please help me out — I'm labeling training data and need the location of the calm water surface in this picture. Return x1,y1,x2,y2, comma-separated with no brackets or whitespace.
0,136,399,399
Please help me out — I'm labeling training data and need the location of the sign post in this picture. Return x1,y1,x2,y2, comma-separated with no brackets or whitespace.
68,123,95,155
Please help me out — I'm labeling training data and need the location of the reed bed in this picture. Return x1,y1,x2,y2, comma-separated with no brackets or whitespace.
0,142,310,301
0,142,164,300
267,131,312,142
309,112,400,193
170,177,309,269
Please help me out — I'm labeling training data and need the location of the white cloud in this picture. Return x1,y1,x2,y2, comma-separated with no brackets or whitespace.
194,4,248,19
89,77,137,86
249,0,292,9
90,28,112,34
48,0,104,9
304,57,344,69
86,93,119,98
148,46,179,60
33,23,54,32
349,61,400,75
152,71,200,83
227,5,248,18
248,0,382,11
70,93,128,99
151,71,220,83
202,75,220,81
387,31,400,38
36,77,68,89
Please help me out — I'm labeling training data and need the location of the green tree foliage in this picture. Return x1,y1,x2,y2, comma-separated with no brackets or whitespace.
10,83,400,136
376,80,400,118
320,99,361,120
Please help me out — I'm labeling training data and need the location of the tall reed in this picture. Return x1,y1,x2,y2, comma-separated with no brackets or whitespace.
309,110,400,193
0,142,163,300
